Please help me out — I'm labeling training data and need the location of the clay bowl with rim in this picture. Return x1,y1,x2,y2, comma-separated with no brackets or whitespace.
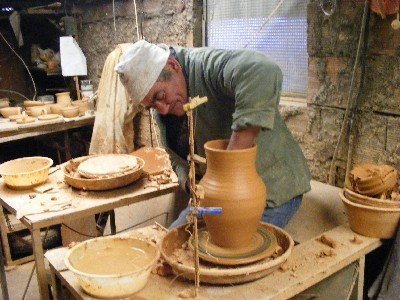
0,156,53,190
349,164,398,196
72,100,90,115
23,100,45,107
344,188,400,208
340,191,400,239
63,156,145,191
27,106,47,117
61,106,79,118
16,116,36,124
0,98,9,108
0,107,22,118
160,222,294,284
65,236,160,299
50,103,67,114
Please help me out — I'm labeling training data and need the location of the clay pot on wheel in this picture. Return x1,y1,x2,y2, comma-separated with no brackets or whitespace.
199,139,267,248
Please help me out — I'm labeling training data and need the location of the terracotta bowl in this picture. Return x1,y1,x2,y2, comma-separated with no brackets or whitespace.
344,188,400,208
61,106,79,118
0,107,22,118
340,191,400,239
0,156,53,190
65,236,159,299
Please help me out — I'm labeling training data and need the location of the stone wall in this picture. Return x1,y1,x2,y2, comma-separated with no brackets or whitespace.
77,0,201,148
78,0,400,186
283,0,400,185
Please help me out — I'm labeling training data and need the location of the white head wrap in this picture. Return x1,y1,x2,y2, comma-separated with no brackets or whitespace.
115,40,170,107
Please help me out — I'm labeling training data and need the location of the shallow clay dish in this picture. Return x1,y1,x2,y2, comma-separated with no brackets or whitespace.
340,191,400,239
160,222,293,284
37,114,60,121
344,188,400,208
77,154,138,179
8,114,23,122
63,156,144,191
16,116,36,124
189,225,278,266
65,236,159,299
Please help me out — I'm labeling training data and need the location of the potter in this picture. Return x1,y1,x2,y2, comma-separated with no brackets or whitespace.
117,40,311,232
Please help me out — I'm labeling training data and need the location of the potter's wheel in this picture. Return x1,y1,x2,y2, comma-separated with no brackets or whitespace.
160,222,294,284
189,225,278,266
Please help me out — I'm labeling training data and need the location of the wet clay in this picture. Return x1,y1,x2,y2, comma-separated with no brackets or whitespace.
199,140,267,248
73,243,153,275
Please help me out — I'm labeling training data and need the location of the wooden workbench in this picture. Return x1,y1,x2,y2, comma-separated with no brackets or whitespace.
0,167,179,300
44,181,382,300
0,114,95,144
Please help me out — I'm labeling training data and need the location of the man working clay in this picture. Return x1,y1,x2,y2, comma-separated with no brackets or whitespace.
116,40,311,228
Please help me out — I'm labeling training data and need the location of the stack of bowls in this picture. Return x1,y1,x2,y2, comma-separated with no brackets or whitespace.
341,163,400,239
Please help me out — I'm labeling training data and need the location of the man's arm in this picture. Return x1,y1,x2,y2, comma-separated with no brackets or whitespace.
227,126,261,150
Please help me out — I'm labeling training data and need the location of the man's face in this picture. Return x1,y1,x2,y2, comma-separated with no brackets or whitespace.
142,59,188,117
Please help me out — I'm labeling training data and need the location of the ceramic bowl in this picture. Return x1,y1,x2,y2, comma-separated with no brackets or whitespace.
61,106,79,118
8,114,23,122
56,92,71,106
50,103,67,114
340,191,400,239
65,236,159,299
72,100,90,115
27,105,49,117
0,156,53,190
344,188,400,208
0,107,22,118
23,100,45,107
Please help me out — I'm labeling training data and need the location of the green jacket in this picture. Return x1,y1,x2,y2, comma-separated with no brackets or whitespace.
156,46,311,207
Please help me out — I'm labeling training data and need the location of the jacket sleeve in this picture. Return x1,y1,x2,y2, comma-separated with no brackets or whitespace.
219,51,283,131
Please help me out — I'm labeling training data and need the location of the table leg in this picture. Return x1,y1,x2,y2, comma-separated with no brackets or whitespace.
357,256,365,300
64,131,71,161
49,266,62,300
31,229,50,300
0,235,9,300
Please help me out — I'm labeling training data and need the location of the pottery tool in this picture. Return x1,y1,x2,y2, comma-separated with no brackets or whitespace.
183,96,222,296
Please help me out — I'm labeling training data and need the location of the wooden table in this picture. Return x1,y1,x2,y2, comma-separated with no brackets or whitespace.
44,181,383,300
0,168,179,300
45,223,382,300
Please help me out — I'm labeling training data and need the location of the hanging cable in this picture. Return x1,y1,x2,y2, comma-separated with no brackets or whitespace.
112,0,117,33
0,32,37,100
243,0,286,48
328,0,370,185
133,0,140,40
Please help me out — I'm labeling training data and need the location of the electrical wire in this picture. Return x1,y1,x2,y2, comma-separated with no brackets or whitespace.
112,0,117,33
243,0,286,48
133,0,140,40
0,32,37,100
328,0,370,184
61,212,168,238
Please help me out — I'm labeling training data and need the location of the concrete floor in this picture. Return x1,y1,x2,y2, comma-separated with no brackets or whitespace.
4,261,39,300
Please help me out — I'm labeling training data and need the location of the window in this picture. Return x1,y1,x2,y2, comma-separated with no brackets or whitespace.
206,0,308,103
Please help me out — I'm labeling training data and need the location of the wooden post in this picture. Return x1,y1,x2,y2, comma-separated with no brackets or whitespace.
74,76,81,100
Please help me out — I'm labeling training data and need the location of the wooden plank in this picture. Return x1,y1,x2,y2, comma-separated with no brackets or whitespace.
31,228,50,300
46,224,382,300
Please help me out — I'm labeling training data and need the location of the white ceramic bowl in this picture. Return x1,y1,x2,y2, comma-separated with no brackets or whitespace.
0,157,53,190
65,236,159,298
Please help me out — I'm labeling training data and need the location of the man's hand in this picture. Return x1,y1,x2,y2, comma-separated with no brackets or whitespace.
227,126,261,150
